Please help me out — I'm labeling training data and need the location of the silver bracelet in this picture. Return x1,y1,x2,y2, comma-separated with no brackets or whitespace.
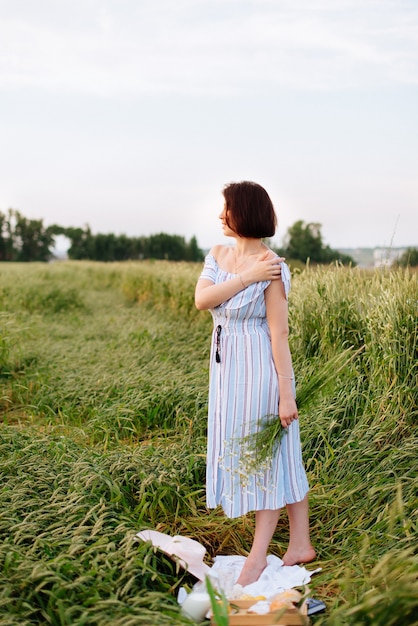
239,274,247,289
278,374,294,380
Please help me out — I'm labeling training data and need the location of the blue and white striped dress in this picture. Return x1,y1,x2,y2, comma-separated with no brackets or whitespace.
199,254,309,519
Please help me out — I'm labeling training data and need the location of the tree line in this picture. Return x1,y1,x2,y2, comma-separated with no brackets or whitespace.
0,210,204,263
2,207,416,266
57,226,204,262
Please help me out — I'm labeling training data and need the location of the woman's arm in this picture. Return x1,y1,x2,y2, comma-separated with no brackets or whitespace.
195,248,283,311
265,279,298,428
195,275,248,310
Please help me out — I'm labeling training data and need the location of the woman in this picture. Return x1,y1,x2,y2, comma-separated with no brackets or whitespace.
195,181,315,586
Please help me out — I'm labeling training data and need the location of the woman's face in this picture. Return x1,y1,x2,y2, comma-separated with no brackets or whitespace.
219,202,236,237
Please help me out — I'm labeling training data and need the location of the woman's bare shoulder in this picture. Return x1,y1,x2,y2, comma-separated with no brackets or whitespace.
209,244,230,261
262,244,283,260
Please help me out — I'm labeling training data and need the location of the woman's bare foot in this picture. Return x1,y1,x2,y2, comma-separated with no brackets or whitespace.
282,545,316,566
236,557,267,586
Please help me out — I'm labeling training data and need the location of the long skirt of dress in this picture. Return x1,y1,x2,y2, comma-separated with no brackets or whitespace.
200,254,309,519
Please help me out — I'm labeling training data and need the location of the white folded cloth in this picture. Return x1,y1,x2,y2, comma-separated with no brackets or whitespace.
211,554,321,598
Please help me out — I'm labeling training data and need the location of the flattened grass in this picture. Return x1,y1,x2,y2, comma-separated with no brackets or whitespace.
0,261,417,625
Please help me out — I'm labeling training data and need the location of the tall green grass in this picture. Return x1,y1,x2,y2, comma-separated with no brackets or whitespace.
0,261,417,625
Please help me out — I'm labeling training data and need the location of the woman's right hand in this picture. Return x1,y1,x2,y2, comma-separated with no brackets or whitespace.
242,251,284,285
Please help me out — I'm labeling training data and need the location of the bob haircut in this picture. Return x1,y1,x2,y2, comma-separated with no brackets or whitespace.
222,181,277,238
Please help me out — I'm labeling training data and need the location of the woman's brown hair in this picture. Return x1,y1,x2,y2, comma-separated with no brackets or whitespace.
222,181,277,238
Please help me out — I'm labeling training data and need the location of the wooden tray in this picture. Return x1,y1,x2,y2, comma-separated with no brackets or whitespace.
210,601,309,625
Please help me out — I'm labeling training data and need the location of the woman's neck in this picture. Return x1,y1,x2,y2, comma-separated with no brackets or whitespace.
234,237,264,256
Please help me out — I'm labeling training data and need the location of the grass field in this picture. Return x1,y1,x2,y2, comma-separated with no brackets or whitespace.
0,260,417,625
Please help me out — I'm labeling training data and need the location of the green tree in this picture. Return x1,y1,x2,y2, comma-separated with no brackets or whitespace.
113,234,137,261
397,247,418,267
12,210,55,262
284,220,323,262
282,220,354,265
92,233,115,261
185,235,204,262
63,226,94,260
147,233,186,261
0,211,14,261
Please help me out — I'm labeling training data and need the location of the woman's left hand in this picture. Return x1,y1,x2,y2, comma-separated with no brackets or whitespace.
242,251,284,285
278,398,299,428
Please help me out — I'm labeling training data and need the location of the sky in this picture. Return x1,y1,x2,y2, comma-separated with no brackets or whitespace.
0,0,417,252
